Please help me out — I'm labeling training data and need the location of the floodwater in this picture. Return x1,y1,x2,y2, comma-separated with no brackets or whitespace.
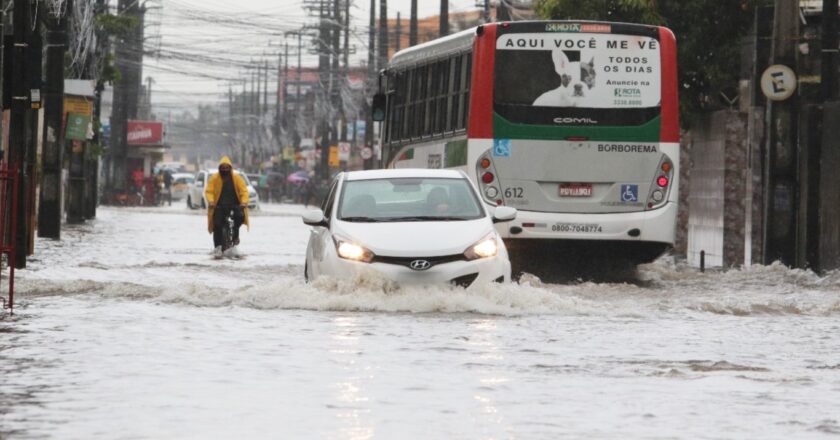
2,204,840,439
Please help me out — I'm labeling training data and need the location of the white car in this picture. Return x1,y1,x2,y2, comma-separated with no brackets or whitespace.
187,169,260,210
170,173,194,201
302,169,517,288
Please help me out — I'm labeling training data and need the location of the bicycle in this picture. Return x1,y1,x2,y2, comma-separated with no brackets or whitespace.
214,204,242,257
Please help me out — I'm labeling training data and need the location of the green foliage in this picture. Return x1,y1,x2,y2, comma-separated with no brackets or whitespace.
100,53,121,84
95,13,139,39
535,0,765,125
94,12,138,85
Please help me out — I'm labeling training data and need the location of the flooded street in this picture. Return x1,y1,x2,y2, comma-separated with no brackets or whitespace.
2,205,840,439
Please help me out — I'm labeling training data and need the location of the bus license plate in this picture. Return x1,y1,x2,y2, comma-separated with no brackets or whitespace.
559,183,592,197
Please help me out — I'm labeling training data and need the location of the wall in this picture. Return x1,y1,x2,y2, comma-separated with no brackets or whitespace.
684,110,751,268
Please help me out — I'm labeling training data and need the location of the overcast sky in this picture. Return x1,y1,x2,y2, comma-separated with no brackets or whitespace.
145,0,483,114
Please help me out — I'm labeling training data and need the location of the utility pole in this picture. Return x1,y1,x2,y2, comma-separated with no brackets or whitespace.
440,0,449,37
815,0,840,271
365,0,376,170
822,0,838,101
343,0,350,69
498,0,512,21
763,0,800,265
395,12,402,52
0,0,6,153
379,0,388,72
8,0,33,267
88,0,109,220
39,0,71,237
410,0,418,46
109,0,144,196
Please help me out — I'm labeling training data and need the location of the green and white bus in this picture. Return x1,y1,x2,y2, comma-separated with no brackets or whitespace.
375,21,679,276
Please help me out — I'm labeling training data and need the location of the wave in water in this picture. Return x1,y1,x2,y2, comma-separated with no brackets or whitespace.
11,262,840,317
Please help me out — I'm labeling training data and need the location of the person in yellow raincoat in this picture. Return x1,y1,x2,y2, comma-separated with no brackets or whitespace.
205,156,250,256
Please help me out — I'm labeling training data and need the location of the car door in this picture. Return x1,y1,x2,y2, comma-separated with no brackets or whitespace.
309,177,340,277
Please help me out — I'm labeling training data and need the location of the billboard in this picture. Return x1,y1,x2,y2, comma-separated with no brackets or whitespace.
495,32,662,109
127,120,164,145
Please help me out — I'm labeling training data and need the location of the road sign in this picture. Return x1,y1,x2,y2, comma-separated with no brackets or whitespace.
761,65,797,101
360,146,373,160
338,142,351,161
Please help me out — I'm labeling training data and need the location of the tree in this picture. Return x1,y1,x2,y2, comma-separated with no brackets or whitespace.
536,0,764,125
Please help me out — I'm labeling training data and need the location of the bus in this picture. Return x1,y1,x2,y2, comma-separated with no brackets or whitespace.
374,21,679,278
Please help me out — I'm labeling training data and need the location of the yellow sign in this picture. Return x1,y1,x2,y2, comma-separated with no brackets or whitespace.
64,96,93,118
283,146,295,161
328,146,339,167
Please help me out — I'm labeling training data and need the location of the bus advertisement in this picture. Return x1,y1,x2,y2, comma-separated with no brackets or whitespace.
377,21,679,278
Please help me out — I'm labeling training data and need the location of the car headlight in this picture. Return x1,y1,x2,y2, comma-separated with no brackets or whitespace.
464,234,498,260
334,237,375,263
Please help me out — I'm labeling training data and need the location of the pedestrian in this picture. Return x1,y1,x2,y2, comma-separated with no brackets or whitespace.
302,180,314,208
163,169,174,206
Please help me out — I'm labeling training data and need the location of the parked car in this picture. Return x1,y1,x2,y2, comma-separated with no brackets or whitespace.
170,173,194,201
187,169,260,210
302,169,516,288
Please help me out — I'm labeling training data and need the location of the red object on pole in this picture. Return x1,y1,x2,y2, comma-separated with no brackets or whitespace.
0,162,21,313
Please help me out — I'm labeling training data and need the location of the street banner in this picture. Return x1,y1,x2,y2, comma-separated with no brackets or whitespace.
127,120,164,145
65,113,90,141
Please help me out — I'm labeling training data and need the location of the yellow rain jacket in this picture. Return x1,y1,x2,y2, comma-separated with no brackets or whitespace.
205,156,250,233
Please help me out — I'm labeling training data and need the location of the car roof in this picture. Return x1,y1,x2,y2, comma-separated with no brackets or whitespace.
343,168,466,181
172,173,193,178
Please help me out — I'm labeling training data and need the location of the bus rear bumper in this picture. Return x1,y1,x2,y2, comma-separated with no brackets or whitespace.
496,201,677,245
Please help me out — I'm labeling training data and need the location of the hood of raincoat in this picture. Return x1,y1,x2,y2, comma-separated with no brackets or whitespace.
218,156,233,170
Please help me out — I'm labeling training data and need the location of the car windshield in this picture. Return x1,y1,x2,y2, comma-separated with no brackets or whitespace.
337,177,484,222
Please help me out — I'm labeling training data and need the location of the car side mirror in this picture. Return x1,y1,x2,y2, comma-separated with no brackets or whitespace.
372,93,386,122
302,209,327,227
492,206,517,223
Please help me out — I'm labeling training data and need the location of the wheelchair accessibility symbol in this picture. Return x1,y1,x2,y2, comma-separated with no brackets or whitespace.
620,184,638,203
493,139,511,158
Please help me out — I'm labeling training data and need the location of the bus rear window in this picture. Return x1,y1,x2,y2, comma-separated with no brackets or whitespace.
494,33,662,126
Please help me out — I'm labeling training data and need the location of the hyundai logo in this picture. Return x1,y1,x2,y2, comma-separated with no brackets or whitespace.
409,259,432,271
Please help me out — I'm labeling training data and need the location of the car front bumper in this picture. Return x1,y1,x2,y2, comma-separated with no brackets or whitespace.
321,254,511,288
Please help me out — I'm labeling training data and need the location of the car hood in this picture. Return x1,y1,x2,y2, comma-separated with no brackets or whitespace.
333,218,492,257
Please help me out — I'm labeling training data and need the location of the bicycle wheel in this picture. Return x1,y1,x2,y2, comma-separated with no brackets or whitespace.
221,216,234,252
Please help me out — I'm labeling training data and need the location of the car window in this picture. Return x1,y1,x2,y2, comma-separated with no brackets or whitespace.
196,173,204,184
337,177,484,222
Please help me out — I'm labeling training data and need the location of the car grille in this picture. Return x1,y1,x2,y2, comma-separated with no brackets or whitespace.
450,273,479,288
371,254,465,269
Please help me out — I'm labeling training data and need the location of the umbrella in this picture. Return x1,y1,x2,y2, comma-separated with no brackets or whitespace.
287,170,310,183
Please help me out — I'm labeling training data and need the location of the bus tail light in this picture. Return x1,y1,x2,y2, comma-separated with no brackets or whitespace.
485,186,499,198
482,172,495,184
646,155,675,210
480,158,492,169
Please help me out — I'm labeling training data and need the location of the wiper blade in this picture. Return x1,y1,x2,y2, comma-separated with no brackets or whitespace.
340,216,382,222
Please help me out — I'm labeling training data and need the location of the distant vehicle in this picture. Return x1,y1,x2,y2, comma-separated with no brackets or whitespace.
170,173,194,201
187,169,260,210
302,168,516,288
375,21,679,278
157,161,187,173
